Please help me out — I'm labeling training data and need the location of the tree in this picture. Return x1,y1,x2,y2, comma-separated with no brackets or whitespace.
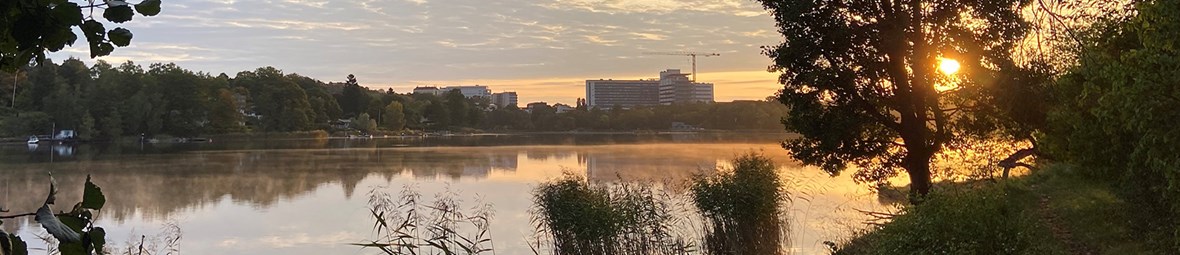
1045,1,1180,248
351,113,377,133
758,0,1031,200
209,88,245,133
0,0,162,71
382,101,406,131
338,74,368,118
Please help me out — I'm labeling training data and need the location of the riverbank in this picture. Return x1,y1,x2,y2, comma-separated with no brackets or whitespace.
832,164,1162,254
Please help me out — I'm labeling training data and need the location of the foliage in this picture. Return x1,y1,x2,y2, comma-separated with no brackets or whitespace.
1043,0,1180,249
382,101,406,131
351,113,377,133
356,185,494,255
338,74,368,118
0,0,161,71
690,153,787,255
832,183,1062,255
1,174,109,255
531,173,694,255
756,0,1035,199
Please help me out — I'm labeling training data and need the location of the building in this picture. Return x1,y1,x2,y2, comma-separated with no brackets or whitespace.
554,103,575,114
412,85,492,99
585,79,660,109
658,69,715,105
442,85,492,98
491,92,519,108
525,102,548,113
412,86,441,95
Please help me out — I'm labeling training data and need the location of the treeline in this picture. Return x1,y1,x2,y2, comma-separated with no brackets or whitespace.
0,60,786,139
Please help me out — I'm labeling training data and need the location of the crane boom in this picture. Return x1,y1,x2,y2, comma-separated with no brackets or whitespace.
643,51,721,82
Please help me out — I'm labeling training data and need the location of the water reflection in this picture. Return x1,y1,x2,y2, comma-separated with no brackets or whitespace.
0,134,885,254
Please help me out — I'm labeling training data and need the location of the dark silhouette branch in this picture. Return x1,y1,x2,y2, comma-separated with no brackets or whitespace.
0,212,36,219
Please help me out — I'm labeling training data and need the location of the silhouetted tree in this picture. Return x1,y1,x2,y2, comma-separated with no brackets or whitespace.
757,0,1032,200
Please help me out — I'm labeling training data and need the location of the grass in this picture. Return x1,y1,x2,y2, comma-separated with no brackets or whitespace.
834,164,1167,255
690,153,788,255
1028,165,1165,254
530,173,694,255
530,152,789,255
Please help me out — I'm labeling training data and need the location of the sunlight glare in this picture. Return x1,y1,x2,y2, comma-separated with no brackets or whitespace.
938,58,961,75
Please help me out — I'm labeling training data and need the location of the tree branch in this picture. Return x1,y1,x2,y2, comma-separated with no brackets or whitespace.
0,212,36,219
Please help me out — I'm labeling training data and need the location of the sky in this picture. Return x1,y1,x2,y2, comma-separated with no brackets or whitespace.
50,0,785,104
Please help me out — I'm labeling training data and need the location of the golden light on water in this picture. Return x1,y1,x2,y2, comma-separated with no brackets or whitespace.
938,58,961,75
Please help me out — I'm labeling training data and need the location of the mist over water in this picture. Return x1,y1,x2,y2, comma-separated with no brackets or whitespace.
0,134,888,254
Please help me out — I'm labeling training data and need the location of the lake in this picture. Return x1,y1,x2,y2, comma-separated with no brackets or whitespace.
0,133,892,254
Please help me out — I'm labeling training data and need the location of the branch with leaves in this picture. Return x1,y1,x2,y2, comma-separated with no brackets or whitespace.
0,0,162,71
0,174,109,255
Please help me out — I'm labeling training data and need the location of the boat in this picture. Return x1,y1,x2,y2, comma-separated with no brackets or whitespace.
26,135,39,144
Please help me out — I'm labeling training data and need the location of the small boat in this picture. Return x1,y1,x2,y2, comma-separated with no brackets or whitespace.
26,135,39,144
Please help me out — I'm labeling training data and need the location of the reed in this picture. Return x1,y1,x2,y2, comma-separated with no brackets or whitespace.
690,152,789,255
530,173,695,255
356,185,495,255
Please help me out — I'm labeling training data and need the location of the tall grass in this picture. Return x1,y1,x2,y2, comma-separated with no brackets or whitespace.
690,153,789,255
356,185,495,255
531,152,789,255
530,173,695,255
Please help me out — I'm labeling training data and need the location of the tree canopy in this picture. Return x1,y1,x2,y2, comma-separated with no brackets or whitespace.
758,0,1034,199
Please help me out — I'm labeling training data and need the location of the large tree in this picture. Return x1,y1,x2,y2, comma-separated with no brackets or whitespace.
758,0,1031,200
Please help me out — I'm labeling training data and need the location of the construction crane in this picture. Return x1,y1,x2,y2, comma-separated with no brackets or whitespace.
643,51,721,82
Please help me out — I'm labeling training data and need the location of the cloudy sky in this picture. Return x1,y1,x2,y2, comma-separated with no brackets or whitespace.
51,0,785,104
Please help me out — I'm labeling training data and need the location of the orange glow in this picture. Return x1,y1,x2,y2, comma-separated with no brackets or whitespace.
938,58,961,75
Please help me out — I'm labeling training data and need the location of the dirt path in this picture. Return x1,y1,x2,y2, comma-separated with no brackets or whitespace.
1032,185,1096,255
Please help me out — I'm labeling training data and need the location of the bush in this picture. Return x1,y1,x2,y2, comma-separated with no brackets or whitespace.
832,184,1060,255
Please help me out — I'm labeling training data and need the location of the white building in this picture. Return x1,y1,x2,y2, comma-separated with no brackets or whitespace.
412,86,442,95
412,85,492,99
491,92,519,108
658,69,714,105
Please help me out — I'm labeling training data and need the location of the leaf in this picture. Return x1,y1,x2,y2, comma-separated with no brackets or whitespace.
135,0,162,16
88,227,107,254
103,5,135,23
4,233,29,255
52,2,84,26
82,175,106,210
58,241,85,255
35,204,81,243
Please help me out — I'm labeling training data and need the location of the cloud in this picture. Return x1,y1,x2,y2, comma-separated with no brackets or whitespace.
47,0,780,105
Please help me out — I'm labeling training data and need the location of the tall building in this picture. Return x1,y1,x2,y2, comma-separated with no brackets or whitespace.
658,69,714,105
491,92,519,108
585,79,660,109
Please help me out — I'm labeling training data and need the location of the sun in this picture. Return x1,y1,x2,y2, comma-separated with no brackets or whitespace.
938,58,961,75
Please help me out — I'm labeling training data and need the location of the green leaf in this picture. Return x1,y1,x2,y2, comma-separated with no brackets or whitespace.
57,215,87,234
59,241,85,255
82,175,106,210
103,5,135,23
52,2,84,26
88,227,107,254
7,234,29,255
108,28,133,47
135,0,162,16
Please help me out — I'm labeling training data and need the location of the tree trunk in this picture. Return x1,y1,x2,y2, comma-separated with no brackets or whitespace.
904,149,933,204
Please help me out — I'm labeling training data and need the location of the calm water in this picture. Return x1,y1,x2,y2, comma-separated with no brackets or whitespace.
0,134,891,254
